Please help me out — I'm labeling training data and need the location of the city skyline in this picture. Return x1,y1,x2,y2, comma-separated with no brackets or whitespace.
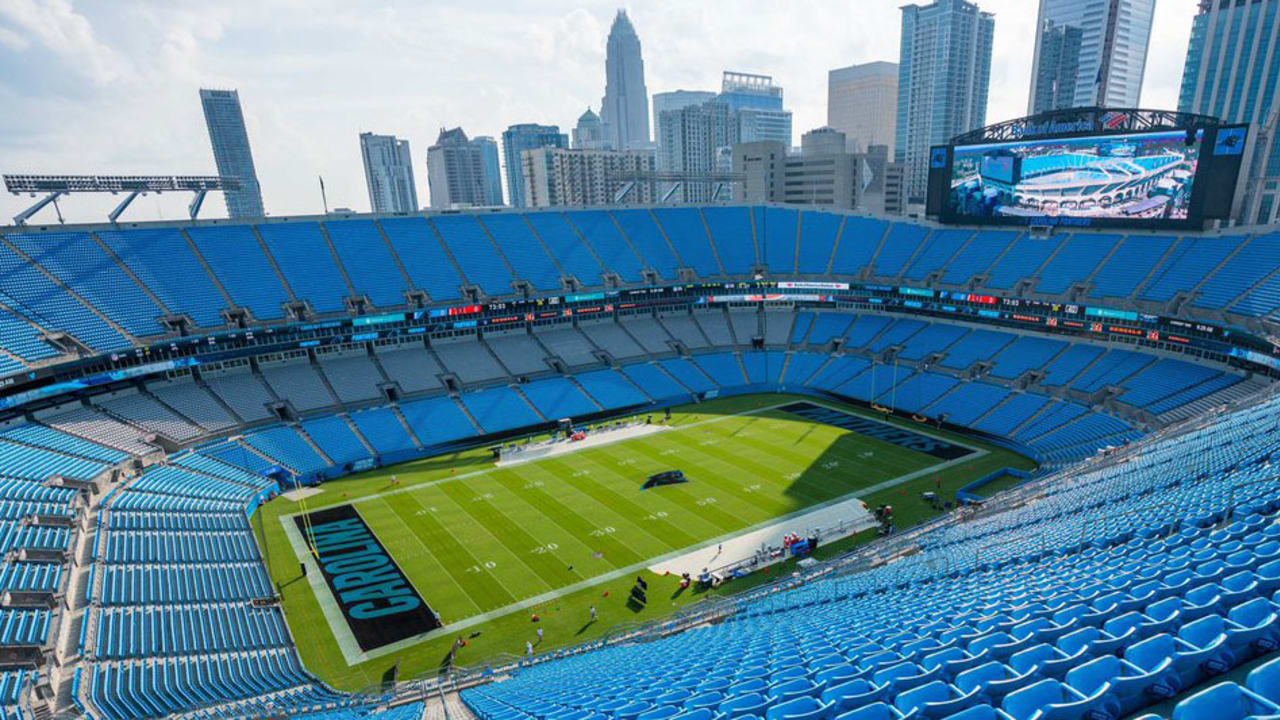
0,0,1196,222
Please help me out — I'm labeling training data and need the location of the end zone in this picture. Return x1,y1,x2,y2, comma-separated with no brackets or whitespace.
289,504,440,653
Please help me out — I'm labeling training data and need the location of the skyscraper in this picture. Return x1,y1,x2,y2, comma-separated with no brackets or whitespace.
734,129,903,213
718,72,792,146
573,108,609,150
652,90,717,153
828,61,899,154
474,137,504,207
1179,0,1280,224
1028,0,1156,114
657,101,738,203
733,127,860,209
501,124,569,208
895,0,994,201
359,132,418,214
600,10,650,150
521,148,655,207
426,128,502,208
198,88,264,219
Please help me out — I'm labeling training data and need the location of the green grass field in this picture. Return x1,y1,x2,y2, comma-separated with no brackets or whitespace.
254,394,1036,690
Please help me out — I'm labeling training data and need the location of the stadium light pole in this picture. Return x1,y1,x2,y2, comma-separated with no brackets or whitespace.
3,174,242,225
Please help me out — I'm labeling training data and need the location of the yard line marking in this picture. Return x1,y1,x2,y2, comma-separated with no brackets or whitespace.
490,469,601,580
496,464,624,572
372,496,487,615
569,453,703,550
438,471,585,590
421,490,549,607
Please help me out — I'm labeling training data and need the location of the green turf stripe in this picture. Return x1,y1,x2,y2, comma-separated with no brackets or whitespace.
491,469,651,567
434,474,581,591
429,482,557,601
556,452,722,545
380,494,518,611
479,472,622,581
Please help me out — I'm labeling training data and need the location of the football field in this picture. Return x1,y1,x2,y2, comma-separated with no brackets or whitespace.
255,394,1035,689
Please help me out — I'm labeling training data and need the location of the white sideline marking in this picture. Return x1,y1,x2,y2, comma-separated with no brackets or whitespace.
494,422,672,467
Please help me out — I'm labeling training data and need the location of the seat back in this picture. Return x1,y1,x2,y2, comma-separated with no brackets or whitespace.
1247,657,1280,703
1178,614,1227,648
955,662,1008,695
1002,679,1066,720
1065,655,1122,696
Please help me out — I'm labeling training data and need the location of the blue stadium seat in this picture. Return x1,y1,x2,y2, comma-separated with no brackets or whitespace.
760,207,799,274
1088,235,1176,299
703,206,757,275
377,217,466,301
904,230,971,281
1034,233,1116,294
1172,681,1280,720
526,211,610,286
871,224,931,278
1,233,154,343
1194,232,1280,310
431,215,517,297
349,407,418,455
480,214,564,291
256,222,351,313
395,395,480,447
942,231,1019,286
568,210,648,281
1139,236,1244,303
653,208,722,277
96,228,230,328
186,224,293,320
830,216,889,276
521,377,599,419
322,219,411,307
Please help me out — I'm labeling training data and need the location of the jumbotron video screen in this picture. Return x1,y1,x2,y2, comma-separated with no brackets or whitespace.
947,129,1202,225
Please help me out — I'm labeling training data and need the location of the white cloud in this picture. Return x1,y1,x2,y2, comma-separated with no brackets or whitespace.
0,0,1199,224
0,0,126,85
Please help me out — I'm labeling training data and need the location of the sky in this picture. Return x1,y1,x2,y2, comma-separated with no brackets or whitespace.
0,0,1197,224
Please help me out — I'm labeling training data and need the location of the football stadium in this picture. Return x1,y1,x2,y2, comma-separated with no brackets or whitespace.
0,196,1279,720
2,2,1280,716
